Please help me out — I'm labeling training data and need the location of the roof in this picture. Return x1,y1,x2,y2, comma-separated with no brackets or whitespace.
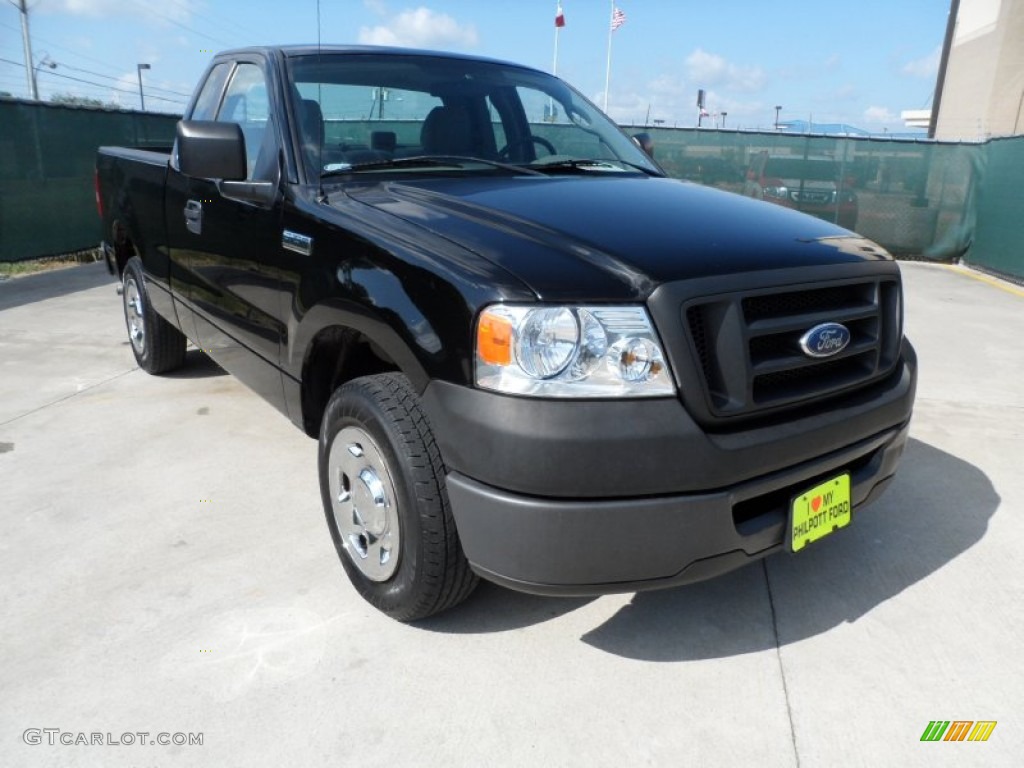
213,45,533,72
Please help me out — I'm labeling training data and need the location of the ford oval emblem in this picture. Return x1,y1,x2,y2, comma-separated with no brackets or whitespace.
799,323,851,358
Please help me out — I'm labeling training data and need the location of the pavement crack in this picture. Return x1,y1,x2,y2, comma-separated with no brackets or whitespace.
0,368,138,427
764,558,801,768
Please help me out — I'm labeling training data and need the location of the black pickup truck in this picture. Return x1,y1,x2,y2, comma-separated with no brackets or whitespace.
96,46,916,620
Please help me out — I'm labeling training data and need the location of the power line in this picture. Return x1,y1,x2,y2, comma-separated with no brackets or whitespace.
127,0,235,47
0,20,192,100
53,61,192,98
0,57,186,105
0,19,126,77
165,0,261,43
41,70,187,105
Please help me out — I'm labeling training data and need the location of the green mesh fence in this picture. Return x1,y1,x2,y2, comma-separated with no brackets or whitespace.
966,136,1024,280
2,101,1022,281
0,99,179,262
637,127,985,262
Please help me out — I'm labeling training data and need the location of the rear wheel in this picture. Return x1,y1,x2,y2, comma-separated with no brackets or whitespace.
122,258,186,374
319,373,477,620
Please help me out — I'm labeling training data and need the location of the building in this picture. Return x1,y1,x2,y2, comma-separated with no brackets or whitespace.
933,0,1024,140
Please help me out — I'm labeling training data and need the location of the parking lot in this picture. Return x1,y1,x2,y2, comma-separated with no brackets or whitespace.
1,260,1021,767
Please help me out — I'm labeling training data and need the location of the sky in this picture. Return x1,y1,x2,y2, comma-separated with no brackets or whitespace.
0,0,948,132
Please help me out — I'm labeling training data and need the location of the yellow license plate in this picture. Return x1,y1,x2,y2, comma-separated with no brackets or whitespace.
790,474,851,553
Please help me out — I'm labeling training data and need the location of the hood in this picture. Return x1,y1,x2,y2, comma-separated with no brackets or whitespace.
342,175,888,301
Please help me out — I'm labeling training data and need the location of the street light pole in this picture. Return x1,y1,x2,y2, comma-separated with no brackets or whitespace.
32,53,55,98
136,63,150,111
774,105,782,130
720,111,727,128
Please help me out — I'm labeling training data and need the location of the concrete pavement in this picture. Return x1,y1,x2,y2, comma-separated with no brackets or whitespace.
0,261,1021,767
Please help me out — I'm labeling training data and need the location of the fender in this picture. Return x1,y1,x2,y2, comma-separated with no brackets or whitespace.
289,297,432,393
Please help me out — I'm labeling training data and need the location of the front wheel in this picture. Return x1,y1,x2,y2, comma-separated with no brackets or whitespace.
318,373,478,620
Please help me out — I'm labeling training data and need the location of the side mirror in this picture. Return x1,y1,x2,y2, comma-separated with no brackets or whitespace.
177,120,247,180
177,120,278,206
632,132,655,159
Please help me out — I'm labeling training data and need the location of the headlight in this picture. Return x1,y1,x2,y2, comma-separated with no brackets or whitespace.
763,185,788,199
475,305,675,397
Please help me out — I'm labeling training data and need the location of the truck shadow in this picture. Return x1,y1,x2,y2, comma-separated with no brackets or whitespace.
418,582,596,633
163,349,228,378
579,437,998,660
422,438,998,645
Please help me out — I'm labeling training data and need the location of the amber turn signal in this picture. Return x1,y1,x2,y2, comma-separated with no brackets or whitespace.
477,309,513,366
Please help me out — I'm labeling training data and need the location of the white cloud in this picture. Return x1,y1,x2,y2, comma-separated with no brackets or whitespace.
685,48,766,93
358,7,478,49
902,46,941,78
863,105,897,124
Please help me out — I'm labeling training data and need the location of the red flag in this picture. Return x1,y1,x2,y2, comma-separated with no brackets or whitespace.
555,4,565,28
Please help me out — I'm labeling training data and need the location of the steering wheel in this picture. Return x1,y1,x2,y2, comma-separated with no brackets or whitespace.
498,136,557,161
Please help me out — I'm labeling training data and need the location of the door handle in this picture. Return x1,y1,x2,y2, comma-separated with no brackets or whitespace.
184,199,203,235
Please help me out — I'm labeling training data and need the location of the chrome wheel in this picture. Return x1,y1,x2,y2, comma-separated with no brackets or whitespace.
327,425,401,581
124,275,146,355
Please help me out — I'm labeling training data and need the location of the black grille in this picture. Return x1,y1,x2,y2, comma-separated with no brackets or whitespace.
686,306,717,387
684,277,900,417
742,284,871,322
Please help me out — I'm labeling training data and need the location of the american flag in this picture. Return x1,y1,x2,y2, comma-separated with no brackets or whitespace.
555,3,565,27
611,6,626,32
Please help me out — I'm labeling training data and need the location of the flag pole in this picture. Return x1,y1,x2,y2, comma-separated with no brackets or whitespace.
553,3,561,75
603,1,614,112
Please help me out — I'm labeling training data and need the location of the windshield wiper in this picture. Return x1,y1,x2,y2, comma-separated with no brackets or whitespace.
530,158,662,177
321,155,545,178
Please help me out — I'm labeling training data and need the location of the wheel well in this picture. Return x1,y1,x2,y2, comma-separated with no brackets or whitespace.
301,327,400,436
111,219,137,277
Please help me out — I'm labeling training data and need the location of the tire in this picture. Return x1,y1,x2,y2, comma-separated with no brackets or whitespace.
122,257,187,374
318,372,478,621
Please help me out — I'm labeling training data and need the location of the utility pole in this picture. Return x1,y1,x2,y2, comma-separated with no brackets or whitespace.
17,0,38,100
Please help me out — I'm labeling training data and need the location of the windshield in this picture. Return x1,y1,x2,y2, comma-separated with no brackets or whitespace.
763,158,838,182
287,52,661,179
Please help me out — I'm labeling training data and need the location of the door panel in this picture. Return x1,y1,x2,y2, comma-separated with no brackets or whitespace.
164,57,290,415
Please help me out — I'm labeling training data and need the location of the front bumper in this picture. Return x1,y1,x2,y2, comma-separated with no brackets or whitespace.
447,419,909,595
423,343,916,595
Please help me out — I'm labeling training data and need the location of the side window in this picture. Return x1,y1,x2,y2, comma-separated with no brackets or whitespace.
190,62,231,121
216,63,277,180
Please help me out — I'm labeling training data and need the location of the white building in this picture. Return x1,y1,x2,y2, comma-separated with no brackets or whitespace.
933,0,1024,139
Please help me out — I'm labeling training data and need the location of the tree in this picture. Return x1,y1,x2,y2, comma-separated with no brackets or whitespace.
50,92,118,109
